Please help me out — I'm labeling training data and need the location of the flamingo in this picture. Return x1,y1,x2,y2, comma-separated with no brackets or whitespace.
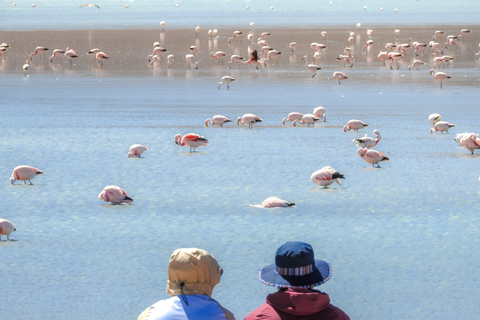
282,112,303,125
167,54,176,68
49,49,65,63
211,51,227,64
243,50,263,69
0,45,8,60
377,51,392,65
292,114,320,127
65,47,78,65
343,120,369,132
459,133,480,154
333,71,348,85
311,166,345,188
98,185,133,205
195,25,200,38
407,59,425,71
265,49,281,64
302,55,321,77
10,165,44,185
428,113,442,125
227,55,244,68
313,106,326,122
430,121,455,134
79,3,99,8
29,46,49,60
127,144,147,158
358,148,389,168
430,69,451,88
353,130,381,148
23,60,30,75
88,48,100,56
228,31,243,43
252,196,295,208
185,54,198,69
205,115,232,127
174,133,209,152
289,42,297,52
0,219,16,241
96,51,109,65
453,132,469,144
237,114,262,129
217,76,236,89
362,39,374,52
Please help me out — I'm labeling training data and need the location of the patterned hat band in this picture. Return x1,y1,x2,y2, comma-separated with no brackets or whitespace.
275,264,314,276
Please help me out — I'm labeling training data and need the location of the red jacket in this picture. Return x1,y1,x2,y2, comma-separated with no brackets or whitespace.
244,288,350,320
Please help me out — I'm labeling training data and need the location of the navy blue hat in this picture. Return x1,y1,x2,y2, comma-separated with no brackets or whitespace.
259,241,332,288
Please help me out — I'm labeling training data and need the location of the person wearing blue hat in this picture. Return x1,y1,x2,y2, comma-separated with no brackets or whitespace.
245,241,350,320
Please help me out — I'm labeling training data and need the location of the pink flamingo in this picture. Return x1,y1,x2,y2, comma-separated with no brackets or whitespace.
313,106,326,122
454,132,469,144
228,31,243,43
185,54,198,69
252,196,295,208
49,49,65,63
227,55,244,67
243,50,263,70
377,51,392,65
430,69,451,88
343,120,369,132
98,185,133,205
0,219,16,241
428,113,442,125
430,121,455,134
292,114,320,127
65,47,78,65
174,133,209,152
211,51,227,64
407,59,425,71
10,165,44,185
282,112,303,125
88,48,100,56
459,133,480,154
205,115,232,127
96,51,109,65
333,71,348,85
311,166,345,188
127,144,147,158
353,130,381,148
167,54,176,68
29,46,49,60
217,76,236,89
358,148,389,168
237,113,263,129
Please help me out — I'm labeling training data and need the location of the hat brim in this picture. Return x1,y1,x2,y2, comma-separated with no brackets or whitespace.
259,259,332,288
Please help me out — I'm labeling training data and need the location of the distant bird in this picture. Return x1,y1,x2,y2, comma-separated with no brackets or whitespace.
237,114,262,129
453,132,469,144
282,112,303,125
87,48,100,56
358,148,389,168
185,54,198,69
227,55,244,67
353,130,381,148
98,185,133,205
152,46,167,56
22,60,30,75
253,196,295,208
195,25,201,38
79,3,99,8
302,56,321,77
10,165,44,185
167,54,176,68
430,121,455,134
312,106,326,122
377,51,392,65
243,50,263,69
174,133,209,152
265,49,281,64
333,71,348,85
289,42,297,52
343,120,369,132
205,115,232,127
29,46,49,60
228,31,243,43
0,219,16,241
211,51,227,64
217,76,236,89
428,113,442,125
459,133,480,154
311,166,345,188
430,69,451,88
47,49,65,63
407,60,425,71
65,47,78,65
292,114,320,127
127,144,147,158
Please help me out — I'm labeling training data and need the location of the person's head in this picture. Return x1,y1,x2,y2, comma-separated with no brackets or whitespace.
259,241,332,288
166,248,223,297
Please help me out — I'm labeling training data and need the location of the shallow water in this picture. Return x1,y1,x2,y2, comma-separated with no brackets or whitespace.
2,4,480,320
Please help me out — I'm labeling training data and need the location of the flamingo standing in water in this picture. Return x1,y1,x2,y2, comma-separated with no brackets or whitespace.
353,130,381,148
430,121,455,134
459,133,480,154
29,46,49,60
96,51,109,66
237,114,263,129
313,106,326,122
127,144,147,158
243,50,263,69
343,120,369,132
185,54,198,69
282,112,303,125
333,71,348,84
65,47,78,65
430,69,451,88
311,166,345,188
49,49,65,63
211,51,227,64
23,60,30,75
205,115,232,127
227,55,244,67
98,185,133,205
453,132,469,144
292,114,320,127
166,54,176,68
0,219,16,241
174,133,209,152
358,148,389,168
407,60,425,71
252,196,295,208
428,113,442,125
10,165,44,185
217,76,236,89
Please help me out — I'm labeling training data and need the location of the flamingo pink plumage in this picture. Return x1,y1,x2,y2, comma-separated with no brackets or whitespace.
430,69,451,88
174,133,209,152
211,51,227,64
430,121,455,134
237,114,263,129
292,114,320,127
205,115,232,127
252,196,295,208
428,113,442,125
353,130,381,148
333,71,348,85
313,106,326,122
49,49,65,63
282,112,303,125
343,120,369,132
0,219,16,241
459,133,480,154
357,148,389,168
98,185,133,204
10,165,44,185
29,46,49,60
311,166,345,188
127,144,147,158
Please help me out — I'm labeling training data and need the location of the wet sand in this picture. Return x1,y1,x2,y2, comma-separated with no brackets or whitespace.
1,25,478,77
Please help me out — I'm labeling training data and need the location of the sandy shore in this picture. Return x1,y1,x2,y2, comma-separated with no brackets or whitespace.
1,26,478,74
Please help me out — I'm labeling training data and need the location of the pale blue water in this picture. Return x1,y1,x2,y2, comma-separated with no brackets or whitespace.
2,1,480,320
